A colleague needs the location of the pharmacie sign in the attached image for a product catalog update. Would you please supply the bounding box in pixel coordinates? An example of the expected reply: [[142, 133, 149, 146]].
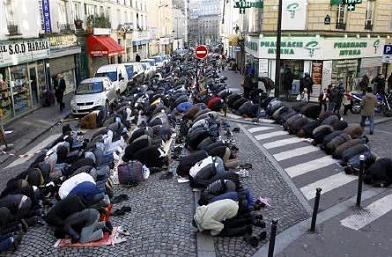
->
[[245, 37, 258, 57], [258, 36, 385, 60], [0, 39, 50, 67]]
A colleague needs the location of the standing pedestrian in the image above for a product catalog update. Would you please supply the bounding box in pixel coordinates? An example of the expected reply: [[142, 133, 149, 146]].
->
[[342, 92, 352, 115], [135, 53, 141, 62], [358, 74, 369, 94], [242, 74, 252, 99], [282, 66, 293, 100], [300, 73, 313, 102], [330, 82, 344, 114], [318, 88, 328, 112], [371, 73, 385, 95], [55, 74, 66, 111], [360, 87, 378, 135], [387, 72, 392, 92]]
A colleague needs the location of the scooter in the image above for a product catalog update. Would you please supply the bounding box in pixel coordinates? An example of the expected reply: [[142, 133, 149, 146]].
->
[[351, 91, 392, 117]]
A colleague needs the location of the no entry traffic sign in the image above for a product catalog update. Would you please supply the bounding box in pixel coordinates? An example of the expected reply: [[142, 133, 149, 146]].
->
[[195, 45, 208, 59]]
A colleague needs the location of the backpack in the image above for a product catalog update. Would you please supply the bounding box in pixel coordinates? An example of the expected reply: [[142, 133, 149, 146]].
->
[[117, 161, 145, 185]]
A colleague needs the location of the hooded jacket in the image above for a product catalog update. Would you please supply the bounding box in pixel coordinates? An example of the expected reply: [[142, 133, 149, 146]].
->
[[194, 199, 239, 236]]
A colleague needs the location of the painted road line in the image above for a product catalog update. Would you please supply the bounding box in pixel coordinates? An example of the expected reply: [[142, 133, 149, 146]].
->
[[5, 133, 61, 169], [285, 156, 337, 178], [263, 137, 306, 149], [255, 131, 289, 141], [273, 145, 320, 162], [301, 173, 357, 200], [340, 194, 392, 230], [248, 126, 275, 133]]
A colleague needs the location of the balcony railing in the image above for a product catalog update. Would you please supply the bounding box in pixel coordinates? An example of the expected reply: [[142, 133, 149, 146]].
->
[[336, 22, 346, 30], [7, 24, 20, 36], [364, 20, 373, 31]]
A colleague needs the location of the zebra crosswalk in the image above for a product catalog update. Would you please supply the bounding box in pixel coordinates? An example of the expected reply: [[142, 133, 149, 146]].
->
[[245, 122, 392, 232], [244, 123, 361, 206]]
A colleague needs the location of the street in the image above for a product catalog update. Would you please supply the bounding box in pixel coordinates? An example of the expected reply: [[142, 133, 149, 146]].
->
[[0, 67, 392, 257]]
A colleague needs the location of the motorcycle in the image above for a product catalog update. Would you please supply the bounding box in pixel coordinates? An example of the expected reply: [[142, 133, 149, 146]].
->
[[351, 91, 392, 117]]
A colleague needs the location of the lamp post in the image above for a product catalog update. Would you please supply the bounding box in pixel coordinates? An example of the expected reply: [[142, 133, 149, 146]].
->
[[274, 0, 283, 98]]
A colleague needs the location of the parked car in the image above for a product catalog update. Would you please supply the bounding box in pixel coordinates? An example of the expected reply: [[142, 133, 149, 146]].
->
[[140, 61, 156, 80], [123, 62, 145, 87], [141, 59, 157, 72], [95, 64, 128, 94], [70, 77, 116, 115], [150, 56, 164, 68]]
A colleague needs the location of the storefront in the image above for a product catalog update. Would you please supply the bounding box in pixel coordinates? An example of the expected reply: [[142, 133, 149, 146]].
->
[[133, 40, 150, 60], [48, 34, 81, 95], [0, 38, 50, 123], [245, 36, 259, 74], [254, 36, 386, 96], [86, 30, 125, 75], [159, 38, 170, 55]]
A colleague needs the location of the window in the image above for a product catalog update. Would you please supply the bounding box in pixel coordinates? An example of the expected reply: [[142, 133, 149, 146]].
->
[[336, 3, 347, 30], [57, 1, 67, 26], [4, 0, 17, 25], [365, 0, 375, 30], [73, 2, 81, 20]]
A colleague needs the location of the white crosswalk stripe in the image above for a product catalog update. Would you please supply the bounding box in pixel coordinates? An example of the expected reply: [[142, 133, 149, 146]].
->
[[301, 173, 357, 200], [340, 194, 392, 230], [255, 131, 288, 140], [273, 145, 320, 161], [263, 137, 306, 149], [246, 125, 367, 207], [248, 126, 275, 133], [285, 156, 337, 178]]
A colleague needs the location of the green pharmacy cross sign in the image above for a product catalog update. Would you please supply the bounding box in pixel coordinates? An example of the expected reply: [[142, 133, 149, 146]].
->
[[234, 0, 264, 14], [330, 0, 362, 11]]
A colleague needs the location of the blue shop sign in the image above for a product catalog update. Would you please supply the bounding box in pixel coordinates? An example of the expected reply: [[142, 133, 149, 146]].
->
[[42, 0, 52, 33]]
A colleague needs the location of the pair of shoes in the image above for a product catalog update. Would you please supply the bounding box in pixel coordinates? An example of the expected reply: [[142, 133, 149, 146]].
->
[[112, 206, 132, 216], [370, 132, 374, 135], [111, 194, 129, 204]]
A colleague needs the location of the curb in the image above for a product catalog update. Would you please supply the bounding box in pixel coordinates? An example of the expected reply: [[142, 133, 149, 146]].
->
[[238, 123, 313, 215], [0, 112, 71, 165]]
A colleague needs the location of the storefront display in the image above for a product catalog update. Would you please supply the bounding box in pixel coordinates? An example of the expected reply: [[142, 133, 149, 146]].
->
[[332, 59, 358, 92], [0, 68, 12, 122], [9, 65, 31, 116], [0, 38, 50, 122], [311, 61, 323, 96]]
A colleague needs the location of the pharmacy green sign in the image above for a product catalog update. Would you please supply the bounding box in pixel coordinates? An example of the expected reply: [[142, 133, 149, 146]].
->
[[234, 0, 264, 14]]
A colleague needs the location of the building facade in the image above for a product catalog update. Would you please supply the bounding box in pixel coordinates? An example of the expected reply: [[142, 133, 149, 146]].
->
[[223, 0, 392, 97], [0, 0, 185, 124], [188, 0, 222, 46]]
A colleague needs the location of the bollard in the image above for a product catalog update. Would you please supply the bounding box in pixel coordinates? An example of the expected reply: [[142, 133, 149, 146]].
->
[[356, 154, 365, 208], [267, 219, 279, 257], [310, 188, 322, 232]]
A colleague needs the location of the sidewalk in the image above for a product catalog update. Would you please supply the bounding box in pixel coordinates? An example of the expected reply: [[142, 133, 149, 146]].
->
[[0, 94, 72, 164]]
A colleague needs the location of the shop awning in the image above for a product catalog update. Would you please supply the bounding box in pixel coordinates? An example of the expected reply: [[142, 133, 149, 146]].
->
[[228, 35, 239, 46], [87, 35, 124, 57]]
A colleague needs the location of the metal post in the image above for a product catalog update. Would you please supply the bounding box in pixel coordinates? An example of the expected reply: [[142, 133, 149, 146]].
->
[[268, 219, 279, 257], [310, 188, 322, 232], [274, 0, 283, 98], [356, 155, 365, 207]]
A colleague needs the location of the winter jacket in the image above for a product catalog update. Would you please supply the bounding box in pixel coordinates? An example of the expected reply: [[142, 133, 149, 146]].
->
[[364, 158, 392, 187], [312, 125, 334, 144], [177, 150, 209, 177], [344, 124, 364, 139], [333, 138, 364, 159], [45, 195, 86, 227], [194, 199, 239, 236], [68, 182, 104, 206], [300, 104, 321, 120], [325, 133, 351, 155], [342, 144, 369, 163], [321, 115, 340, 127], [321, 131, 344, 150], [361, 93, 378, 117], [297, 120, 320, 138], [59, 172, 96, 200]]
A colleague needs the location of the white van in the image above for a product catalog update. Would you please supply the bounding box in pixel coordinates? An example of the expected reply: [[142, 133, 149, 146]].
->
[[70, 77, 117, 115], [95, 64, 128, 94]]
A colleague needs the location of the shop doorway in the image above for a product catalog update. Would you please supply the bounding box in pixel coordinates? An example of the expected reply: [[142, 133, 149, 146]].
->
[[29, 67, 39, 106]]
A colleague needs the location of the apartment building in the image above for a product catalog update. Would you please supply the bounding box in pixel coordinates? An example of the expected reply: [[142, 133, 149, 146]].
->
[[223, 0, 392, 96]]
